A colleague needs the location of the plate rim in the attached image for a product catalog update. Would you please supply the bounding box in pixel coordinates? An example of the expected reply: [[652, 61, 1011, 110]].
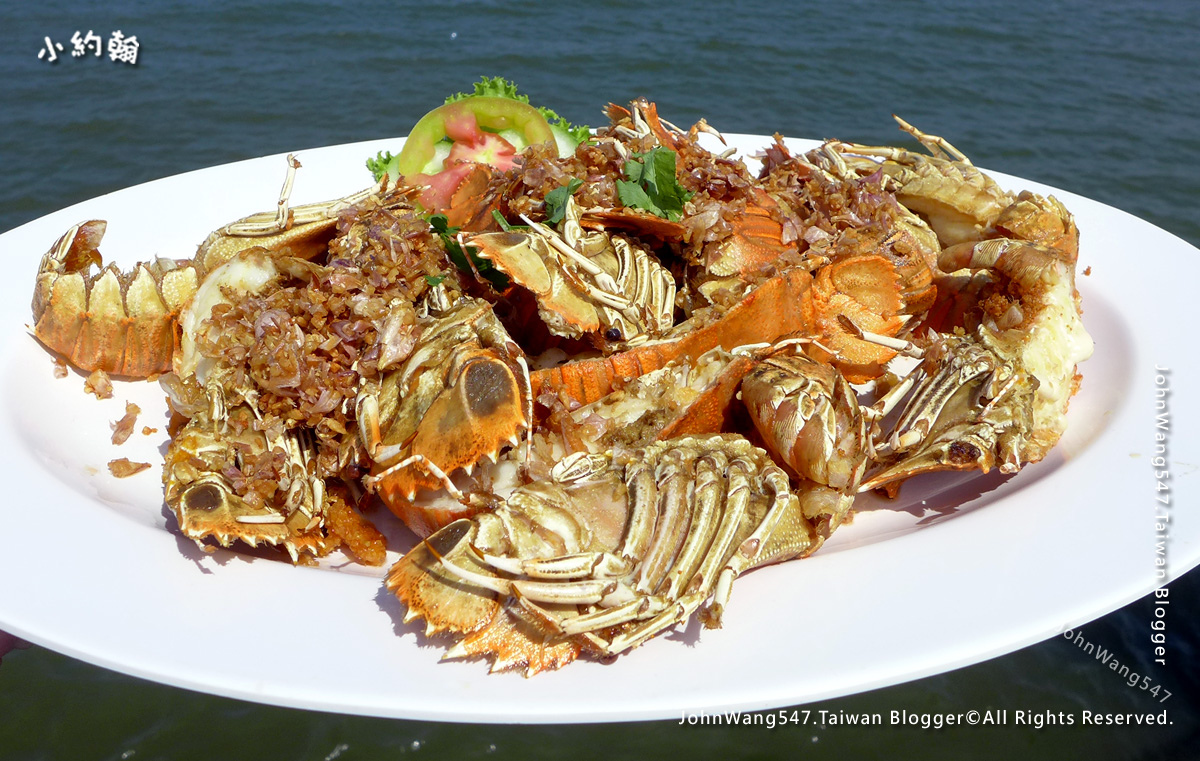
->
[[1, 132, 1196, 723]]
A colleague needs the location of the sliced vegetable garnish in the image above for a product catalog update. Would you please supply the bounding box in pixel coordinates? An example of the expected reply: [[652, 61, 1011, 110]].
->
[[446, 77, 591, 155], [615, 147, 693, 221], [366, 78, 591, 194], [394, 97, 556, 180], [366, 79, 592, 229]]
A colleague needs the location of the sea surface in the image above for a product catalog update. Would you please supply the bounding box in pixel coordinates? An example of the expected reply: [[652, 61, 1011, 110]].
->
[[1, 1, 1198, 759]]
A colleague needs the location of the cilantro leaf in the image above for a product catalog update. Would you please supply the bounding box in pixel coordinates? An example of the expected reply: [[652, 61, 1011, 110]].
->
[[617, 147, 693, 221], [428, 213, 509, 291], [616, 180, 662, 218], [544, 178, 584, 224], [624, 156, 645, 184]]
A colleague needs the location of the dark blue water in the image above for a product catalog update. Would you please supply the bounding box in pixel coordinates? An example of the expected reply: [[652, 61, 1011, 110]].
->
[[2, 2, 1198, 759]]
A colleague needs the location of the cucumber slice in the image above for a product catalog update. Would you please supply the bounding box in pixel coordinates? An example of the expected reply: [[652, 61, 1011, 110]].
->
[[551, 124, 585, 158], [496, 128, 528, 151], [421, 141, 453, 175]]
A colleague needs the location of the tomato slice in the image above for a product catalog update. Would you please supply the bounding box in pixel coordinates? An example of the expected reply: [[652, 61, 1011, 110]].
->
[[395, 96, 556, 178]]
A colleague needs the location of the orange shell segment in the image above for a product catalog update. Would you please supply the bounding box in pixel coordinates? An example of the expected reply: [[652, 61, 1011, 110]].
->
[[373, 352, 526, 502], [811, 255, 904, 383]]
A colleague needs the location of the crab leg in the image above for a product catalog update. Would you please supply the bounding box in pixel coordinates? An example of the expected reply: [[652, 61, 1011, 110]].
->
[[892, 115, 972, 164], [474, 550, 633, 581], [880, 351, 997, 454], [430, 544, 632, 605], [864, 361, 924, 438], [703, 468, 800, 626], [617, 460, 661, 566], [364, 454, 466, 501], [632, 452, 695, 593], [600, 597, 698, 655], [684, 459, 754, 595], [660, 451, 728, 599], [554, 596, 672, 636]]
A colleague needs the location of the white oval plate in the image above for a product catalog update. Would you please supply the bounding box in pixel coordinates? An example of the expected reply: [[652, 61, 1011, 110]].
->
[[0, 135, 1195, 723]]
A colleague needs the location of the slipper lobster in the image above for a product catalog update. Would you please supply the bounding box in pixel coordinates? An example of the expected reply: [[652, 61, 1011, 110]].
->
[[26, 90, 1093, 676], [388, 434, 826, 675]]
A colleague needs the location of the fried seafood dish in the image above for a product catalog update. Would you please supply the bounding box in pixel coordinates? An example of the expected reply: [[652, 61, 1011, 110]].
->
[[30, 79, 1093, 675]]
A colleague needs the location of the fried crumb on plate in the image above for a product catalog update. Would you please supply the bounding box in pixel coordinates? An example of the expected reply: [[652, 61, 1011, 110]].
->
[[111, 402, 141, 445], [84, 369, 113, 399], [108, 458, 151, 478]]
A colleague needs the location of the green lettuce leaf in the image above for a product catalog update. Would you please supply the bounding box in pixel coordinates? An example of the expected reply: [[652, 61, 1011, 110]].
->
[[366, 150, 399, 182]]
